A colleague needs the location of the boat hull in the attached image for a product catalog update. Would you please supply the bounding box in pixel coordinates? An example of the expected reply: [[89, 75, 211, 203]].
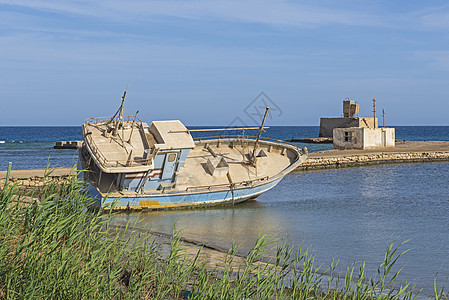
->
[[80, 171, 282, 210]]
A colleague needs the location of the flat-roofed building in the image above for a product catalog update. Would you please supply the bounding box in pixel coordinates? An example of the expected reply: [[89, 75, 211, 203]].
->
[[333, 127, 395, 150]]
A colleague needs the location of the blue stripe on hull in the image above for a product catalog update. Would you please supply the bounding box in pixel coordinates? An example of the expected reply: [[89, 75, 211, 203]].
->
[[84, 177, 282, 210]]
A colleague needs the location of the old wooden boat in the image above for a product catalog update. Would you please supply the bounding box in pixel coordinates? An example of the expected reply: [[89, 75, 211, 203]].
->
[[78, 92, 307, 210]]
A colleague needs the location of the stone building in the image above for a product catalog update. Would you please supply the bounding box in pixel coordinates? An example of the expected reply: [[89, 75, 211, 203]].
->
[[319, 99, 395, 150], [333, 127, 395, 150], [319, 100, 377, 137]]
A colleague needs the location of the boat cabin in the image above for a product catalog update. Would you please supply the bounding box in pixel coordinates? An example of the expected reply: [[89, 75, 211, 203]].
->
[[81, 118, 195, 194]]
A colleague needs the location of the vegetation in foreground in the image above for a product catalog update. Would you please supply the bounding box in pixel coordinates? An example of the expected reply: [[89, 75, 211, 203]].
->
[[0, 166, 447, 299]]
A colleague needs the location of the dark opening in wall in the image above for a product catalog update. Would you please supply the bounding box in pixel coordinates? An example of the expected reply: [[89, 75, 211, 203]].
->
[[344, 131, 352, 142]]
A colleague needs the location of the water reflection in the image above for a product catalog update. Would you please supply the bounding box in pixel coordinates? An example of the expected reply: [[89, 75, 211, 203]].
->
[[110, 200, 282, 255]]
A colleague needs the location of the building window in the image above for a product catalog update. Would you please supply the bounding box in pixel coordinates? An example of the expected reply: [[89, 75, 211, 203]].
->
[[344, 131, 352, 142]]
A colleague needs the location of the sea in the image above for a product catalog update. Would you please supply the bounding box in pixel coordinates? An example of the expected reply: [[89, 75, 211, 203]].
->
[[1, 125, 449, 296]]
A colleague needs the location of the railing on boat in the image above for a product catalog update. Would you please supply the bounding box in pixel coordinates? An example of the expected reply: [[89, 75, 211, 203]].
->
[[193, 134, 301, 149], [192, 135, 307, 186], [82, 117, 153, 169], [184, 176, 269, 192], [85, 115, 143, 124]]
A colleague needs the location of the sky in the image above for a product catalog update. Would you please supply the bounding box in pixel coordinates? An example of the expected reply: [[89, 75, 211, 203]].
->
[[1, 0, 449, 126]]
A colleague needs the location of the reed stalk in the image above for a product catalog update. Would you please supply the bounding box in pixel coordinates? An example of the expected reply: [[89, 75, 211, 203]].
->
[[0, 165, 447, 299]]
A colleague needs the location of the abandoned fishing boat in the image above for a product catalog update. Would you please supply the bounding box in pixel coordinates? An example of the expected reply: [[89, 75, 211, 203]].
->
[[78, 93, 308, 210]]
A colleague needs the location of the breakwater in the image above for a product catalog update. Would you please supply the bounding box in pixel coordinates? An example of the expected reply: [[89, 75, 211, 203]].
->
[[0, 168, 73, 188], [296, 151, 449, 171]]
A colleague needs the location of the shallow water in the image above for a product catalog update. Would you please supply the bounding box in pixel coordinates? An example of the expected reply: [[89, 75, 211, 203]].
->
[[111, 162, 449, 296]]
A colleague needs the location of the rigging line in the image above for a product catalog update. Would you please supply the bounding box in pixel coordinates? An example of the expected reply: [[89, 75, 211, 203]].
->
[[235, 142, 256, 180]]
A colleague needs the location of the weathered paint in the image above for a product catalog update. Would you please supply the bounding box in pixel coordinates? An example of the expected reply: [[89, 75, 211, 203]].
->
[[333, 127, 395, 150], [82, 174, 282, 210], [139, 200, 160, 206]]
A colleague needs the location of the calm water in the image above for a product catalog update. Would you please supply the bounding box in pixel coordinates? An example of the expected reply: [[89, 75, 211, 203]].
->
[[1, 125, 448, 170], [1, 125, 449, 295]]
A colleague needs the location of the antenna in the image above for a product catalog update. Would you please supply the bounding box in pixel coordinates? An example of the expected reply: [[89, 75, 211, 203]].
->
[[373, 98, 377, 128], [382, 108, 385, 128]]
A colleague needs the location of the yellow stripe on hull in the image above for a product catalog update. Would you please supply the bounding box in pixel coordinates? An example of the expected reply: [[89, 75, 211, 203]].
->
[[139, 200, 160, 206]]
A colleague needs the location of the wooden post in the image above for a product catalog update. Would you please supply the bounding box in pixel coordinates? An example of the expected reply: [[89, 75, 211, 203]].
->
[[112, 87, 128, 136], [251, 106, 270, 165], [227, 172, 235, 206], [127, 111, 139, 144], [125, 150, 133, 167]]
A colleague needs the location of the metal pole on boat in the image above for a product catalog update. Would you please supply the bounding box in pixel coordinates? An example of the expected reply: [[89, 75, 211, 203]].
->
[[112, 87, 128, 136], [250, 106, 270, 165], [127, 111, 139, 144], [125, 150, 133, 167], [109, 88, 127, 124]]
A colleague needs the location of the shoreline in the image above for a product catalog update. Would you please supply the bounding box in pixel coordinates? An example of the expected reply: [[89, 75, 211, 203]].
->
[[2, 141, 449, 182]]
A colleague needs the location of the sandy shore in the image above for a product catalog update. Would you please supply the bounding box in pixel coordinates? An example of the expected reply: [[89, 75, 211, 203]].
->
[[0, 167, 74, 180]]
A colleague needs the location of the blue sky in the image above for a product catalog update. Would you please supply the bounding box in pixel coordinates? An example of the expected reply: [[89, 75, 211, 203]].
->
[[1, 1, 449, 126]]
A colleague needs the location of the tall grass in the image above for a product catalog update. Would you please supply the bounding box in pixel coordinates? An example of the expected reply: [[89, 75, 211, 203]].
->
[[0, 166, 447, 299]]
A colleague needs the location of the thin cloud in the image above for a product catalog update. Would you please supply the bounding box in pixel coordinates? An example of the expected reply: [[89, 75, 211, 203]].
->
[[420, 12, 449, 29], [408, 4, 449, 29], [413, 51, 449, 71], [2, 0, 382, 27], [4, 0, 449, 31]]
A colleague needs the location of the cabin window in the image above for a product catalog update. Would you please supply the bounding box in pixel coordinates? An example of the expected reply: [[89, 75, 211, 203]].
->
[[344, 131, 352, 142], [168, 153, 177, 162]]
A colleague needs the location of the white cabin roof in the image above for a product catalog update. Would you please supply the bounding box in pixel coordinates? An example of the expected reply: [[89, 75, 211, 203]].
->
[[149, 120, 195, 150]]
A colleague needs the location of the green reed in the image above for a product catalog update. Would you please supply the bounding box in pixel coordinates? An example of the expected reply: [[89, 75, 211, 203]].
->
[[0, 166, 447, 299]]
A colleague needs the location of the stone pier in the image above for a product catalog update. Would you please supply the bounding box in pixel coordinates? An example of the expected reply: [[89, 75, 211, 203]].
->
[[2, 141, 449, 187], [296, 140, 449, 171], [0, 168, 75, 188]]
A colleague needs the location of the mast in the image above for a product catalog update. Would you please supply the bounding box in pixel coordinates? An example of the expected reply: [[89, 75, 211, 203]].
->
[[112, 88, 127, 136], [250, 106, 270, 166]]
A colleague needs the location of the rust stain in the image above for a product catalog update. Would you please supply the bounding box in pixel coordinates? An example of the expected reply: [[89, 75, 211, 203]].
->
[[139, 200, 160, 206]]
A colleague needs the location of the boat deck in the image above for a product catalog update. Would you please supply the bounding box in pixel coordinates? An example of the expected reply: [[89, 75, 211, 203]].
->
[[175, 141, 293, 190], [82, 120, 154, 173]]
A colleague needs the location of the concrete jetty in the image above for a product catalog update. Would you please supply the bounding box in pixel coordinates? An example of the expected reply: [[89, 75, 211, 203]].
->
[[2, 140, 449, 187], [296, 140, 449, 171], [285, 137, 333, 144], [54, 141, 83, 149]]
